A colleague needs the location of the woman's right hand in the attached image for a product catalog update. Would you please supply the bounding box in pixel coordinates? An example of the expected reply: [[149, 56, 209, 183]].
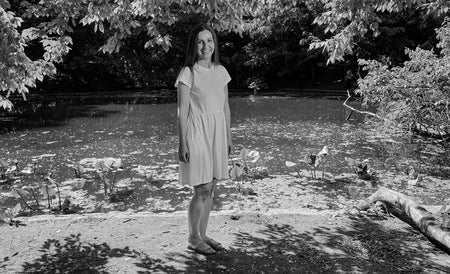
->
[[179, 143, 190, 163]]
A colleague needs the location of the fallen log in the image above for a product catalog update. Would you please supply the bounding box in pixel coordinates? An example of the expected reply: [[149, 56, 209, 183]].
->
[[361, 187, 450, 253]]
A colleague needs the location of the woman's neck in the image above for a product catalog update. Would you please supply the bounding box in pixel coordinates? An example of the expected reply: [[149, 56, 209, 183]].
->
[[196, 59, 212, 69]]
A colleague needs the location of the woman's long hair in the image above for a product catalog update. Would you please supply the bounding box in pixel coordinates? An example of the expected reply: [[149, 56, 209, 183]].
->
[[183, 24, 220, 68]]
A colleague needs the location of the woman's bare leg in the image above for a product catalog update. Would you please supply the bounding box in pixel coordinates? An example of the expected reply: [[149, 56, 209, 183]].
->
[[199, 179, 217, 241], [188, 182, 212, 245]]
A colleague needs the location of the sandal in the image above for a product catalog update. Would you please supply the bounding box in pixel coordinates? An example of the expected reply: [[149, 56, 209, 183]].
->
[[205, 238, 225, 251], [187, 242, 216, 255]]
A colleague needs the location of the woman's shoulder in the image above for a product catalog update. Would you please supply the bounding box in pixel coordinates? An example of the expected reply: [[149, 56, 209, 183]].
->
[[214, 64, 228, 72], [178, 66, 193, 77], [180, 66, 193, 73], [214, 63, 225, 69]]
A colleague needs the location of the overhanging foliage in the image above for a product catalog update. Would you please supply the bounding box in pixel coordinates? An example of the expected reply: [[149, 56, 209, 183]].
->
[[0, 0, 261, 108]]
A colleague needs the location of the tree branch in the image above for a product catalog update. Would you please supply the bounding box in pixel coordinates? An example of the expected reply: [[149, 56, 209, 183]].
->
[[343, 90, 383, 120]]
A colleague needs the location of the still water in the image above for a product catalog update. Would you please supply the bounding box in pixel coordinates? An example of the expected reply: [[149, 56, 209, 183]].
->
[[0, 97, 448, 213]]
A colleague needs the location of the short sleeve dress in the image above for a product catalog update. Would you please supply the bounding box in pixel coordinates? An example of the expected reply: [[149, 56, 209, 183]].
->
[[175, 63, 232, 186]]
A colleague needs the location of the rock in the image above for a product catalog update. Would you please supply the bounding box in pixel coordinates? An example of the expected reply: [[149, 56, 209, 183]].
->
[[357, 200, 370, 210], [230, 215, 240, 220]]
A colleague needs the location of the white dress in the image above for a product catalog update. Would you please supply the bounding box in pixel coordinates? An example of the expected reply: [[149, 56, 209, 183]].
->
[[175, 63, 231, 186]]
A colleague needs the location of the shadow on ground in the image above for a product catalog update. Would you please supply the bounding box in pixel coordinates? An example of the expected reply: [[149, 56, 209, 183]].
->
[[20, 233, 178, 273], [168, 217, 449, 273], [19, 215, 449, 273]]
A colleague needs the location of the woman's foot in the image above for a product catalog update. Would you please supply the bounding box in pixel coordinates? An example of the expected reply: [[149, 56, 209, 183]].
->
[[204, 237, 225, 251], [187, 241, 216, 255]]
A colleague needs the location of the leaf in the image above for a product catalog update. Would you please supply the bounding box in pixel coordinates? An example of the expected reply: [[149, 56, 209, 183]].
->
[[9, 203, 21, 217], [0, 210, 6, 222], [103, 158, 121, 169], [98, 22, 104, 33], [309, 155, 317, 166], [101, 162, 111, 171], [0, 159, 8, 167], [11, 188, 29, 198], [285, 161, 297, 167], [40, 184, 56, 198], [96, 170, 105, 179], [144, 39, 155, 49], [301, 154, 310, 164], [0, 98, 13, 111], [5, 166, 16, 174], [96, 161, 110, 172], [95, 161, 102, 170], [437, 201, 450, 216], [20, 166, 33, 174], [344, 157, 358, 167], [230, 163, 243, 179], [75, 163, 85, 173], [44, 176, 55, 184], [145, 172, 153, 181], [239, 148, 249, 161], [110, 159, 122, 169], [136, 165, 146, 177], [317, 146, 329, 156], [21, 27, 39, 40], [314, 155, 322, 168], [247, 150, 260, 163], [356, 164, 368, 175], [48, 167, 57, 178]]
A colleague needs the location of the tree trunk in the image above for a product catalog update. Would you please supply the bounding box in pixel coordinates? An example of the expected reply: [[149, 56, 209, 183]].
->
[[364, 187, 450, 253]]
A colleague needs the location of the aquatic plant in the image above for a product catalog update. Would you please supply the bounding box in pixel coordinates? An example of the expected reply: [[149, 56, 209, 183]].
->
[[0, 157, 68, 213], [344, 157, 373, 180], [11, 187, 33, 210], [133, 165, 154, 183], [24, 184, 41, 208], [285, 146, 329, 179], [247, 76, 268, 95], [0, 159, 9, 180], [40, 181, 56, 209], [229, 148, 264, 182], [72, 162, 85, 178], [43, 177, 63, 211], [0, 203, 21, 225], [95, 158, 123, 196], [229, 148, 266, 196]]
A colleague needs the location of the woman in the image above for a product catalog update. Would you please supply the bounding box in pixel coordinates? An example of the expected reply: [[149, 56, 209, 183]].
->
[[175, 23, 233, 255]]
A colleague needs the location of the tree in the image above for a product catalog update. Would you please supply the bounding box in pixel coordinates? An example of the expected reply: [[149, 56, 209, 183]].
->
[[311, 0, 450, 138], [0, 0, 261, 109], [241, 0, 318, 89], [310, 0, 449, 64]]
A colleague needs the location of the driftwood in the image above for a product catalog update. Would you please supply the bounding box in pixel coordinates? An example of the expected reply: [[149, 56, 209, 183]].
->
[[361, 187, 450, 253]]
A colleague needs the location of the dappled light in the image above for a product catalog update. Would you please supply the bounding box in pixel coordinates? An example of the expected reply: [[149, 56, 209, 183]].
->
[[163, 217, 449, 273], [21, 233, 177, 273], [1, 0, 450, 272], [0, 98, 449, 218]]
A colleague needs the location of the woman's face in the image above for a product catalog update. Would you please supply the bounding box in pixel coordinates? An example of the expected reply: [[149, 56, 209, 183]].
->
[[196, 30, 214, 62]]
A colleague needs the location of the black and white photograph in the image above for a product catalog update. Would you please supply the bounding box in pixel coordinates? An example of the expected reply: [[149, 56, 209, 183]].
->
[[1, 0, 449, 273]]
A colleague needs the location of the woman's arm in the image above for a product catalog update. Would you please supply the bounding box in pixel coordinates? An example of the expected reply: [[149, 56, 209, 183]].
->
[[178, 83, 191, 162], [223, 84, 233, 155]]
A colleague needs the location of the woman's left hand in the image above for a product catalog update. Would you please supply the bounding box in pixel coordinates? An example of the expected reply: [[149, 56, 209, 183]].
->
[[227, 140, 233, 156]]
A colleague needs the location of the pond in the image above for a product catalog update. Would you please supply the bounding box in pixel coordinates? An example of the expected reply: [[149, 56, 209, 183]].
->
[[0, 97, 449, 215]]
